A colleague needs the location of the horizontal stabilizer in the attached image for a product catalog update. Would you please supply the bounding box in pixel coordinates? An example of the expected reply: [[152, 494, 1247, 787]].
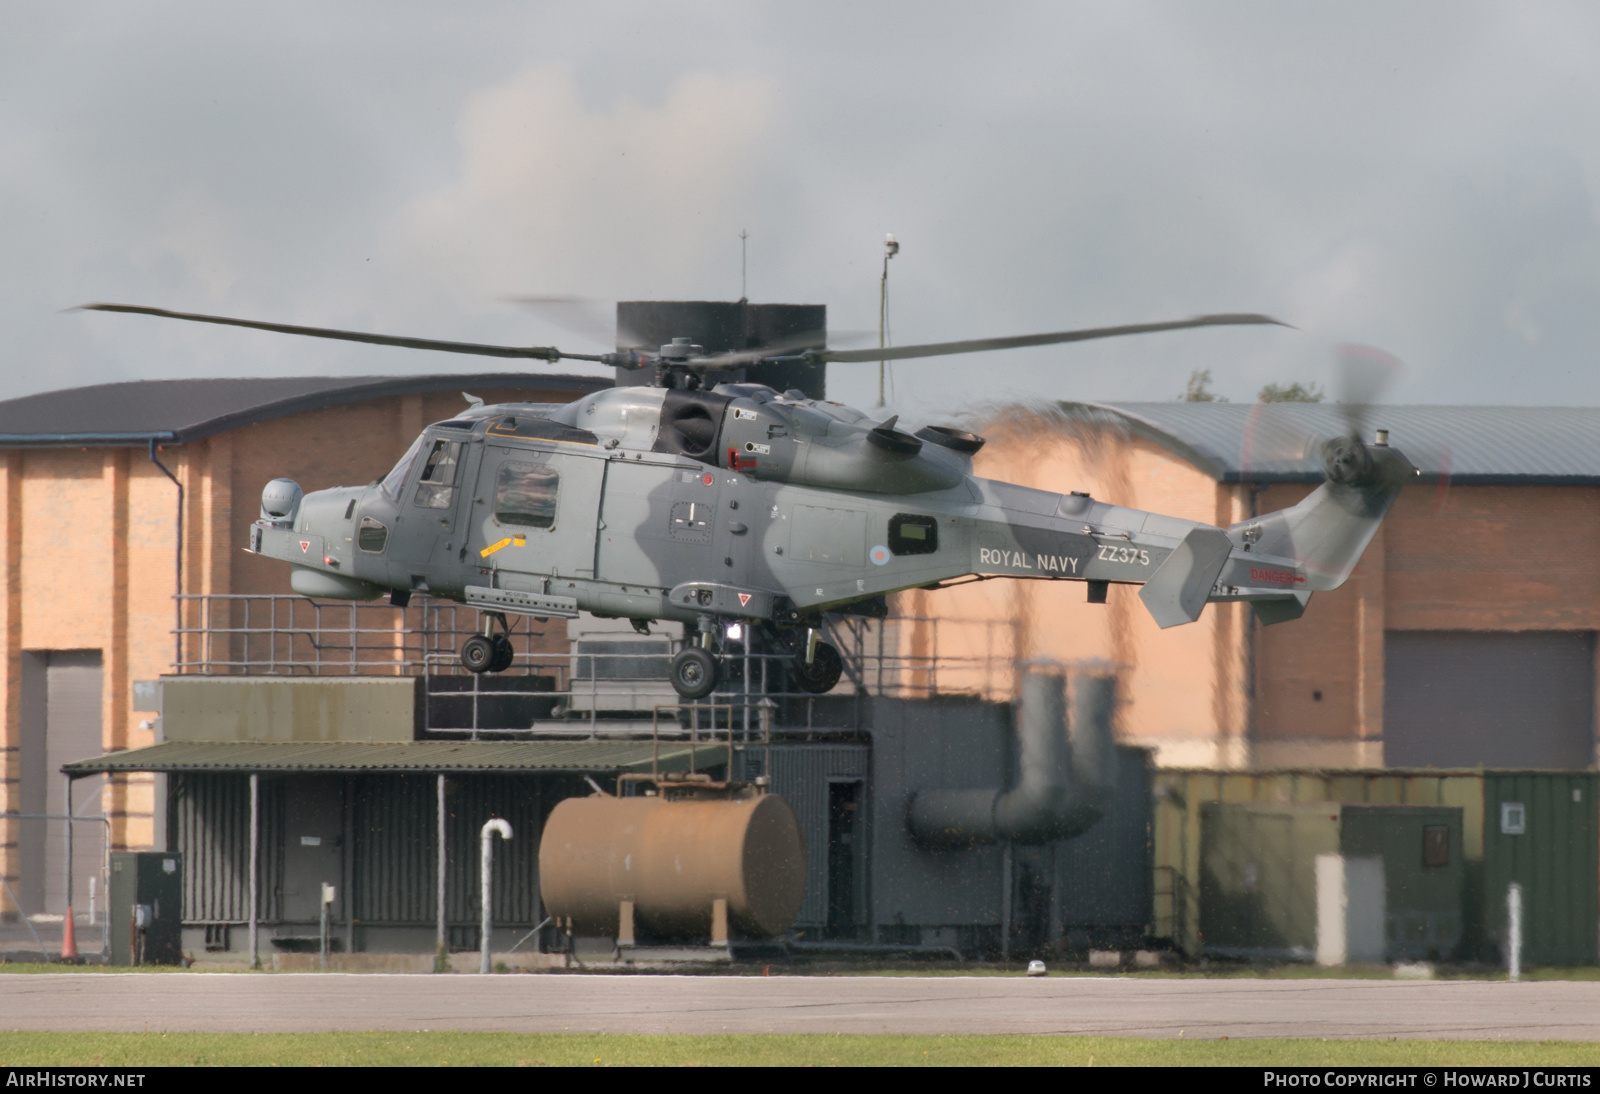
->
[[1138, 526, 1233, 628], [1251, 592, 1311, 626]]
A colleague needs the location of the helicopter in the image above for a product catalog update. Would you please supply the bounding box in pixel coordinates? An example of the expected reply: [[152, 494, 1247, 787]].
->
[[81, 300, 1416, 700]]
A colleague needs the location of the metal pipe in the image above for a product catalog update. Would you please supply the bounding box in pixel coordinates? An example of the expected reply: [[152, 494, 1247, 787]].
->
[[148, 439, 183, 670], [479, 818, 512, 974], [1508, 882, 1523, 982], [1000, 841, 1012, 963], [62, 774, 73, 915], [907, 667, 1116, 848], [248, 773, 259, 969], [436, 774, 447, 962], [341, 778, 354, 957]]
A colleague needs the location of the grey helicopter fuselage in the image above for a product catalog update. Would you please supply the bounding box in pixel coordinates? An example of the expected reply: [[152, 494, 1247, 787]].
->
[[249, 380, 1416, 636]]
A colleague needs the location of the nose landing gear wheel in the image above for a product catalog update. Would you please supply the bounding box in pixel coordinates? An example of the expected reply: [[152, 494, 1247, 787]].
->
[[460, 634, 495, 673], [488, 634, 515, 673], [669, 647, 720, 700], [793, 641, 843, 694]]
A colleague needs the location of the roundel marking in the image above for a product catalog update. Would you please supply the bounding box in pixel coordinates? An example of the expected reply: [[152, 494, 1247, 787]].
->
[[869, 545, 891, 566]]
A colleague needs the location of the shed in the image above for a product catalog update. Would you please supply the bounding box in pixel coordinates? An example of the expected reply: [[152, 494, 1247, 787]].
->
[[63, 739, 710, 957]]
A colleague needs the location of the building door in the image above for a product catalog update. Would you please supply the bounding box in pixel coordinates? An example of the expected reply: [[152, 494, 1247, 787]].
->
[[18, 650, 104, 916], [1385, 631, 1595, 769], [280, 777, 345, 927], [826, 780, 862, 939]]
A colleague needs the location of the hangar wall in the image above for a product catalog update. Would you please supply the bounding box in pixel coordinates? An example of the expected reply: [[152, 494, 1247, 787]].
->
[[0, 381, 592, 915], [919, 408, 1255, 768]]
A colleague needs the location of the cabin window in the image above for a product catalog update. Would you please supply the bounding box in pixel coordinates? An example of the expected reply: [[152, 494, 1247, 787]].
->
[[357, 516, 389, 553], [380, 435, 426, 499], [414, 440, 462, 509], [888, 513, 939, 556], [495, 462, 560, 529]]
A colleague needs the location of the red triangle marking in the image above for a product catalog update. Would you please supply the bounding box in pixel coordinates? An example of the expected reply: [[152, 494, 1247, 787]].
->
[[300, 541, 311, 552], [738, 592, 752, 606]]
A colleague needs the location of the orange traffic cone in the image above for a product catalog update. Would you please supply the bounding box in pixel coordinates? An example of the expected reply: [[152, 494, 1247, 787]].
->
[[60, 907, 78, 961]]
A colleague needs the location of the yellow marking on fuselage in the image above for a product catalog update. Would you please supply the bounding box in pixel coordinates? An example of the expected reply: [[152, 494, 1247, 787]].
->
[[479, 535, 528, 558]]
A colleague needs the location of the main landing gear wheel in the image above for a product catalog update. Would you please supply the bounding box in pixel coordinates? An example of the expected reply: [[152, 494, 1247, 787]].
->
[[793, 641, 843, 694], [460, 634, 496, 674], [669, 647, 720, 701], [488, 634, 515, 673]]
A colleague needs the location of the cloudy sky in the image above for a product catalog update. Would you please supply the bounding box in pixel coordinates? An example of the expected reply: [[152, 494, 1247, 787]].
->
[[5, 1, 1600, 420]]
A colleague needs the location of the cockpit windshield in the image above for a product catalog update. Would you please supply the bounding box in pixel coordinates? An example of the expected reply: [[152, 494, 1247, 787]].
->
[[379, 435, 426, 499]]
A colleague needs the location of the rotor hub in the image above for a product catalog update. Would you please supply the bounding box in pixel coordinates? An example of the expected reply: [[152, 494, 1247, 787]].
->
[[658, 337, 706, 361]]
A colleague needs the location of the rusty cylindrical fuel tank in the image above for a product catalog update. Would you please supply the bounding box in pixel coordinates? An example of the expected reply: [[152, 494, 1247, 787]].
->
[[539, 790, 807, 939]]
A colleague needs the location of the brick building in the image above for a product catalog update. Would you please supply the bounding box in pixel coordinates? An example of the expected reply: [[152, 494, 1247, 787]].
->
[[4, 372, 1597, 933], [920, 401, 1600, 772], [0, 372, 605, 916]]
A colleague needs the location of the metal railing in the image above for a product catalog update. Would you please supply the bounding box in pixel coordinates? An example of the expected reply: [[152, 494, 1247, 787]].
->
[[174, 594, 512, 676], [171, 594, 1023, 733]]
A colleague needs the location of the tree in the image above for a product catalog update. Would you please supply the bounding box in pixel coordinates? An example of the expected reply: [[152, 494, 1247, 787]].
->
[[1180, 368, 1227, 402], [1256, 381, 1325, 403]]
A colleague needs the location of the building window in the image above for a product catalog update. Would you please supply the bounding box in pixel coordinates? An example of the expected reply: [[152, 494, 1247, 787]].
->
[[414, 440, 462, 510], [357, 516, 389, 553], [888, 513, 939, 556], [1500, 801, 1526, 835], [1423, 825, 1450, 867], [495, 463, 559, 529]]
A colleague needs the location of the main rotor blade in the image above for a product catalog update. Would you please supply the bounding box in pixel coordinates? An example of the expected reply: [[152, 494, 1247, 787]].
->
[[692, 328, 832, 369], [503, 295, 627, 347], [818, 313, 1290, 364], [77, 303, 604, 362]]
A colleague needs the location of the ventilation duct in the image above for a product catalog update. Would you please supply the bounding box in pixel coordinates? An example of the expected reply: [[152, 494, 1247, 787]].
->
[[907, 666, 1115, 848]]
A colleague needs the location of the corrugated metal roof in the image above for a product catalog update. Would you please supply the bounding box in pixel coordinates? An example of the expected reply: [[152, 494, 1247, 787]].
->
[[1066, 402, 1600, 484], [62, 739, 710, 775], [0, 373, 608, 447]]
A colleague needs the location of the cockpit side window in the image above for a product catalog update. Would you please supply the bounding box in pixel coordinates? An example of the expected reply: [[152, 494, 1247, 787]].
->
[[414, 440, 462, 509], [494, 462, 560, 529], [380, 435, 427, 500]]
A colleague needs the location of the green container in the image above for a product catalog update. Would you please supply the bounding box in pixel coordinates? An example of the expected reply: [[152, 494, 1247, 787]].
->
[[1481, 773, 1599, 967], [1155, 769, 1599, 966], [1198, 802, 1464, 961], [109, 851, 184, 966]]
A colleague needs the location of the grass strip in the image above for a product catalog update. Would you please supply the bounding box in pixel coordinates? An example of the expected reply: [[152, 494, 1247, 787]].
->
[[2, 1032, 1599, 1067]]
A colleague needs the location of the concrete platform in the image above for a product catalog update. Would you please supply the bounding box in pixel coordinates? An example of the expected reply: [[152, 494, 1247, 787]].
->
[[0, 973, 1597, 1039]]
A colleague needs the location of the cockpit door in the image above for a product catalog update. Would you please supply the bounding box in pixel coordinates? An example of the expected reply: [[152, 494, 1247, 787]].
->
[[361, 434, 478, 592]]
